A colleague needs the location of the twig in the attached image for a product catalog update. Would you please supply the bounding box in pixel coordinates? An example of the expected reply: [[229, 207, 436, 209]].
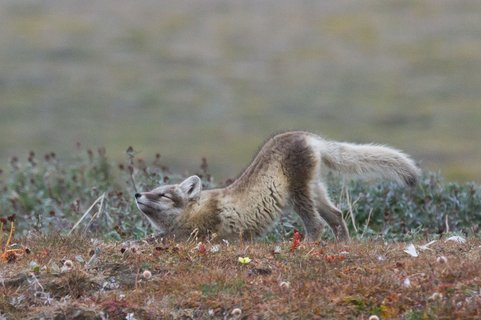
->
[[361, 208, 373, 238], [187, 228, 199, 244], [135, 266, 140, 291], [0, 222, 3, 251], [304, 247, 316, 258], [343, 181, 358, 233], [134, 254, 141, 291], [126, 146, 138, 193], [445, 214, 450, 233], [27, 272, 44, 292], [4, 222, 14, 254], [68, 193, 104, 235], [83, 193, 106, 234]]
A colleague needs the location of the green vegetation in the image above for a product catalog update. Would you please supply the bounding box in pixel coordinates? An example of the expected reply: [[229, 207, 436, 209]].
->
[[1, 147, 479, 241]]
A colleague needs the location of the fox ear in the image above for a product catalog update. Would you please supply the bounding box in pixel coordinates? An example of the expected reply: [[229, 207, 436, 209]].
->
[[178, 175, 202, 201]]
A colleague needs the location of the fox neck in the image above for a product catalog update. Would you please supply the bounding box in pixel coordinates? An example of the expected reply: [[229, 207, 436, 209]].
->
[[168, 189, 225, 240]]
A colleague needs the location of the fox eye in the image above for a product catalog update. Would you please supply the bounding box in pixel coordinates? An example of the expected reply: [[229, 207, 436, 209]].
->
[[159, 193, 173, 200]]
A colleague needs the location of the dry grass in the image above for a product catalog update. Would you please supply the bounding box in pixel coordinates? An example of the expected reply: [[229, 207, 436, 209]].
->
[[1, 234, 480, 319]]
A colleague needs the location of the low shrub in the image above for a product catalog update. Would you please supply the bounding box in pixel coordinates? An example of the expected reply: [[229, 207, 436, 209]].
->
[[1, 147, 479, 241]]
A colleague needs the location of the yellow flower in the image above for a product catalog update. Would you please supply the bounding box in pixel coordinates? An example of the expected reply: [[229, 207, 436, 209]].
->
[[238, 257, 251, 264]]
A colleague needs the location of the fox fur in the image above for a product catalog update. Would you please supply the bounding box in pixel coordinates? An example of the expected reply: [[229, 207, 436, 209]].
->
[[135, 131, 420, 241]]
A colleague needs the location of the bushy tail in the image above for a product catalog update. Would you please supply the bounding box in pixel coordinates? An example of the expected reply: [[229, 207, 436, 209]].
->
[[321, 141, 421, 186]]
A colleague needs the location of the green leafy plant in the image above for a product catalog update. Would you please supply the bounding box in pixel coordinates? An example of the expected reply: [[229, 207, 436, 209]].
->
[[1, 147, 480, 241]]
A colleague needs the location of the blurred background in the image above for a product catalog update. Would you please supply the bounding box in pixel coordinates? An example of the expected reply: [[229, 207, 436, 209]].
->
[[1, 0, 480, 182]]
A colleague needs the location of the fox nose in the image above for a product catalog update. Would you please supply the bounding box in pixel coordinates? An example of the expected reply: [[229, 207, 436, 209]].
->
[[135, 193, 141, 199]]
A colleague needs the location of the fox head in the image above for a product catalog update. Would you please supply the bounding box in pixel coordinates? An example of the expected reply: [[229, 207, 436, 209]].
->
[[134, 175, 202, 233]]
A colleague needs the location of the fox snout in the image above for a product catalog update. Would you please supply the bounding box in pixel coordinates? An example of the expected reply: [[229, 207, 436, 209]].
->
[[135, 192, 157, 201]]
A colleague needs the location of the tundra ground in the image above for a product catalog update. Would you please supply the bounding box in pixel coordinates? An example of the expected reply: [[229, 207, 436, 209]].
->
[[1, 235, 480, 319]]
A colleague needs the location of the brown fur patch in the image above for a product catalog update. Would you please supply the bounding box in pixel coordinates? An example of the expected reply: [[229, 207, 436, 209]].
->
[[172, 192, 223, 240], [276, 133, 317, 192]]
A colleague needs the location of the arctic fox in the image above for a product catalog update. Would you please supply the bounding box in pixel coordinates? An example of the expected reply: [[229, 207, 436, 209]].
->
[[135, 131, 420, 241]]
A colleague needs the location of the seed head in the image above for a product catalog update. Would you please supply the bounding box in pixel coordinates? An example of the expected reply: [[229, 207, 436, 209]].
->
[[231, 308, 242, 317], [142, 270, 152, 280]]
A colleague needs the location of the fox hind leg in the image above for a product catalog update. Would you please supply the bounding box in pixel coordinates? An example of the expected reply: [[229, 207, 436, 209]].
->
[[312, 182, 350, 241], [290, 190, 324, 242]]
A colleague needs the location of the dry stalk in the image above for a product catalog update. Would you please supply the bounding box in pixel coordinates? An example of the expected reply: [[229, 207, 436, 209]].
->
[[68, 193, 105, 235]]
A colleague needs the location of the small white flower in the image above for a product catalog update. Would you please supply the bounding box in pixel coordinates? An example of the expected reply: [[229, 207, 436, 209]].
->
[[222, 239, 230, 246], [404, 243, 418, 257]]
